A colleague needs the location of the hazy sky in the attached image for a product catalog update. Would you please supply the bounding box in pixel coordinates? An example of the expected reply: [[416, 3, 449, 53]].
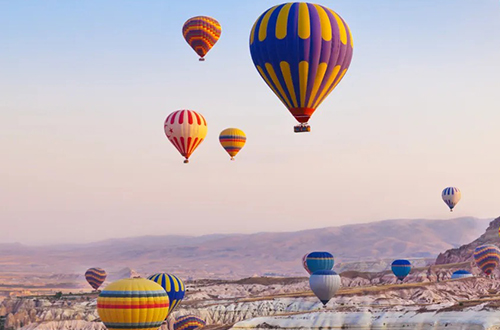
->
[[2, 0, 500, 245]]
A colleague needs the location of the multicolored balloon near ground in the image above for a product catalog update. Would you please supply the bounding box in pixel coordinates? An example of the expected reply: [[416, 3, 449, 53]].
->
[[391, 259, 411, 281], [442, 187, 461, 212], [303, 252, 334, 275], [219, 128, 246, 160], [164, 109, 208, 164], [309, 270, 341, 306], [451, 270, 473, 280], [97, 278, 169, 330], [474, 244, 500, 276], [147, 273, 186, 318], [182, 16, 221, 61], [173, 315, 206, 330], [85, 267, 107, 290], [249, 2, 353, 132]]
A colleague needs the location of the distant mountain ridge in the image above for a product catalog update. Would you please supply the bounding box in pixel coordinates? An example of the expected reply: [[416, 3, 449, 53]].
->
[[0, 217, 491, 279]]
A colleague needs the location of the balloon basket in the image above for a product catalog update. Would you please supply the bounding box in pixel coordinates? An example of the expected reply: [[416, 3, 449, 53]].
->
[[199, 58, 205, 61], [294, 124, 310, 133], [184, 159, 189, 164]]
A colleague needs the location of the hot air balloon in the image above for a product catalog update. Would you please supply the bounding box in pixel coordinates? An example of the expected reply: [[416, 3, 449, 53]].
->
[[309, 270, 341, 306], [219, 128, 246, 160], [174, 315, 206, 330], [85, 267, 107, 291], [164, 110, 208, 164], [451, 270, 473, 280], [302, 254, 311, 274], [148, 273, 185, 318], [97, 278, 169, 330], [442, 187, 461, 212], [249, 2, 353, 133], [391, 259, 411, 281], [182, 16, 221, 61], [474, 244, 500, 276], [303, 252, 334, 274]]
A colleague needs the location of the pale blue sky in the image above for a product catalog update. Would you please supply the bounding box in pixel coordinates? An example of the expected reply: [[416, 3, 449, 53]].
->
[[1, 0, 500, 244]]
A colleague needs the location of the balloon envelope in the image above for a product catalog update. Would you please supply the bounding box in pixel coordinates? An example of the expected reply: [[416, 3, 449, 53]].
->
[[304, 252, 334, 274], [391, 259, 411, 281], [182, 16, 221, 60], [309, 270, 341, 306], [148, 273, 185, 318], [442, 187, 461, 211], [451, 270, 473, 280], [249, 2, 353, 128], [97, 278, 169, 330], [174, 315, 206, 330], [85, 267, 107, 290], [474, 244, 500, 275], [164, 110, 208, 163], [219, 128, 246, 160], [302, 254, 311, 274]]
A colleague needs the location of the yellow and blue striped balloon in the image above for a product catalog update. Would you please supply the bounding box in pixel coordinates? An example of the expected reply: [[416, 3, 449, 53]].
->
[[250, 2, 353, 131], [148, 273, 185, 318], [97, 278, 169, 330], [219, 128, 246, 160]]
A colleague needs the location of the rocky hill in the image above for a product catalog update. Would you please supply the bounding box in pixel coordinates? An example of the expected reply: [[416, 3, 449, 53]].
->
[[435, 216, 500, 265]]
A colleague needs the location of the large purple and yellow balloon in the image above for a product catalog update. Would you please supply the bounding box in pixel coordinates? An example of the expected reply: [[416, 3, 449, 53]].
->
[[183, 16, 221, 61], [249, 2, 353, 132]]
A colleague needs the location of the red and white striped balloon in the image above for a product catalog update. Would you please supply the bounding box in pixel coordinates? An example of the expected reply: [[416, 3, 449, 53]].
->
[[164, 109, 208, 163]]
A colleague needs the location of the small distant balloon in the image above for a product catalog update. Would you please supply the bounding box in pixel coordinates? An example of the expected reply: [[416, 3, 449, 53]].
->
[[164, 109, 208, 164], [309, 270, 341, 306], [182, 16, 221, 61], [148, 273, 186, 318], [303, 252, 334, 275], [451, 270, 473, 280], [474, 244, 500, 276], [442, 187, 461, 212], [97, 278, 169, 330], [174, 315, 206, 330], [85, 267, 107, 290], [391, 259, 411, 281], [219, 128, 246, 160]]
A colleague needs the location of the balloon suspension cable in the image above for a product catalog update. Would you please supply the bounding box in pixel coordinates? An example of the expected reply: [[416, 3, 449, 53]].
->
[[184, 159, 189, 164], [199, 57, 205, 61]]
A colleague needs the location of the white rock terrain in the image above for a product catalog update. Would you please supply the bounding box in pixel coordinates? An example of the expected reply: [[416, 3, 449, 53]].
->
[[2, 276, 500, 330]]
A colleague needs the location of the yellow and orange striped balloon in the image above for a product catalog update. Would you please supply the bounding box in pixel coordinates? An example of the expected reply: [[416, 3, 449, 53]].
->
[[97, 278, 169, 330], [182, 16, 221, 61], [219, 128, 246, 160]]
